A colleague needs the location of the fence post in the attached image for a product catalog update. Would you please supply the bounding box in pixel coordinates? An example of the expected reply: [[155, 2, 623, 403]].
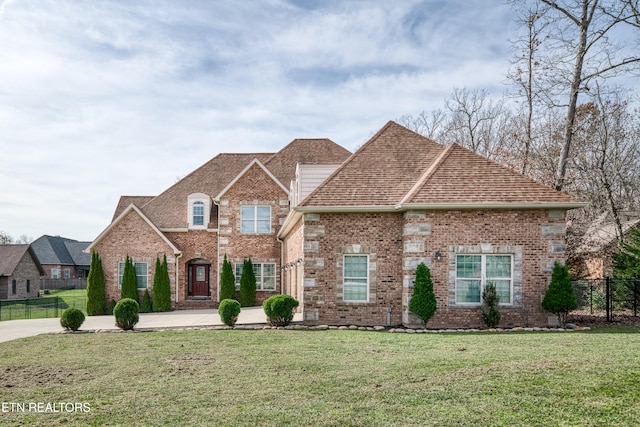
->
[[606, 277, 612, 322], [54, 296, 59, 318]]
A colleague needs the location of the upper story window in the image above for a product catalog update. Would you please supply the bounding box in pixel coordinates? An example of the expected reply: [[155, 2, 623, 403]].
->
[[188, 193, 210, 229], [193, 201, 204, 226], [455, 254, 513, 305], [241, 206, 271, 234]]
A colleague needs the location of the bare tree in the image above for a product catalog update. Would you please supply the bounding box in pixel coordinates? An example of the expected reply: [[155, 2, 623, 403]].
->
[[443, 87, 507, 158], [507, 5, 550, 175], [0, 231, 14, 245], [396, 109, 447, 141], [531, 0, 640, 191]]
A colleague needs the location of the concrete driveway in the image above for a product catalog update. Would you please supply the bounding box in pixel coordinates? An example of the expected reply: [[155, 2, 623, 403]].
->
[[0, 307, 302, 343]]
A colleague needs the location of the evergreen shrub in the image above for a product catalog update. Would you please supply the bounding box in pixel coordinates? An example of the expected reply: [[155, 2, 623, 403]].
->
[[263, 294, 299, 326], [114, 298, 139, 330], [218, 299, 241, 326], [60, 308, 85, 331]]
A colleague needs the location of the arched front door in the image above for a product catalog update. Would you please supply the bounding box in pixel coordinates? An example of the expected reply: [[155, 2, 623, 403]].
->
[[188, 261, 210, 297]]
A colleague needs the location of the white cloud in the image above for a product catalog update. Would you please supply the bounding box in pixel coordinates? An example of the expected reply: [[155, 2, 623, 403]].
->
[[0, 0, 526, 241]]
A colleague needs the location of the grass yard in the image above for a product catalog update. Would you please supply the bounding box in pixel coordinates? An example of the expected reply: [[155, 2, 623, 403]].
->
[[0, 290, 86, 321], [0, 327, 639, 426]]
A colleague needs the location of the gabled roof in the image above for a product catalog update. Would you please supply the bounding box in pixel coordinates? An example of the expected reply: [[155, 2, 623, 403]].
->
[[140, 153, 273, 229], [577, 214, 640, 254], [87, 204, 181, 255], [0, 245, 45, 277], [31, 235, 91, 266], [112, 196, 155, 221], [299, 121, 584, 210], [301, 121, 444, 207], [215, 159, 289, 200], [264, 138, 351, 187]]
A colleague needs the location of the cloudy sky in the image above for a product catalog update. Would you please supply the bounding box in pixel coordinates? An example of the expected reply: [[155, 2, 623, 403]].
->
[[0, 0, 520, 242]]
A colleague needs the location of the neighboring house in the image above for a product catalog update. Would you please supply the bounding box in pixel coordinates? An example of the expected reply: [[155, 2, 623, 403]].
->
[[87, 138, 351, 308], [570, 212, 640, 279], [88, 121, 584, 327], [31, 235, 91, 281], [278, 122, 585, 328], [0, 244, 45, 300]]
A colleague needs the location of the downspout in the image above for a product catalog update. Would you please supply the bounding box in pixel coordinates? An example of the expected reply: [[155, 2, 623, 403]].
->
[[277, 235, 285, 295], [175, 252, 182, 304], [214, 198, 221, 303]]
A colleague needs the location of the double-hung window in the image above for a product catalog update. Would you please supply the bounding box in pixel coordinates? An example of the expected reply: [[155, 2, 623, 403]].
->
[[192, 201, 205, 226], [455, 254, 512, 304], [235, 262, 276, 291], [343, 255, 368, 302], [241, 206, 271, 233], [51, 268, 60, 279], [118, 261, 149, 289]]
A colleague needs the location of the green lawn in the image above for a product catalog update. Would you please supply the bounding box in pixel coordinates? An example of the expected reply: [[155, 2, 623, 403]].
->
[[0, 289, 86, 321], [0, 327, 638, 426]]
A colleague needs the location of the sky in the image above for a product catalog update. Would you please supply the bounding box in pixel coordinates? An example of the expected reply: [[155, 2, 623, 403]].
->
[[0, 0, 521, 242]]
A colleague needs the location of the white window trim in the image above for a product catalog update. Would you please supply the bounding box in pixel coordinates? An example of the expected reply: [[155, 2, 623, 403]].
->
[[455, 254, 513, 306], [240, 205, 271, 234], [118, 261, 149, 290], [188, 193, 210, 230], [343, 254, 370, 303], [235, 262, 277, 291], [51, 268, 60, 279]]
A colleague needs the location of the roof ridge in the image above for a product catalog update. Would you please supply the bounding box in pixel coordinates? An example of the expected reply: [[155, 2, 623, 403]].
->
[[399, 144, 455, 204], [298, 122, 396, 207]]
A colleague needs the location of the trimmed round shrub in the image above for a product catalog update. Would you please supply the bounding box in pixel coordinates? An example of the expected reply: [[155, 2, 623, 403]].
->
[[60, 308, 85, 331], [263, 295, 299, 327], [114, 298, 140, 331], [218, 299, 241, 326]]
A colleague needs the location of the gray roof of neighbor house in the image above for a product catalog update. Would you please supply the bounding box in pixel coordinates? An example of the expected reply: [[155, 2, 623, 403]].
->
[[576, 213, 640, 254], [300, 121, 584, 209], [30, 235, 91, 267], [0, 244, 45, 276]]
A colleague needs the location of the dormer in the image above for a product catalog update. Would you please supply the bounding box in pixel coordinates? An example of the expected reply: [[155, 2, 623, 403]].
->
[[187, 193, 211, 229]]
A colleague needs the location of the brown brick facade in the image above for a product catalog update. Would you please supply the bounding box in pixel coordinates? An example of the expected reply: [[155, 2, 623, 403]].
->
[[0, 251, 41, 300], [295, 208, 567, 328]]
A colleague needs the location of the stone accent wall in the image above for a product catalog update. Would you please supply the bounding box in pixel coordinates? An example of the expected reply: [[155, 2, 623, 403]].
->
[[217, 163, 289, 304], [283, 217, 304, 307]]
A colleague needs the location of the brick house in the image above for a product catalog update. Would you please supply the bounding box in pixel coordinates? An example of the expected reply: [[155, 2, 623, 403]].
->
[[86, 139, 351, 308], [278, 122, 585, 328], [31, 235, 91, 282], [0, 244, 45, 300]]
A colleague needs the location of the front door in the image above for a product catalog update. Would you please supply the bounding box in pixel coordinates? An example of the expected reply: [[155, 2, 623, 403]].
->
[[190, 264, 210, 297]]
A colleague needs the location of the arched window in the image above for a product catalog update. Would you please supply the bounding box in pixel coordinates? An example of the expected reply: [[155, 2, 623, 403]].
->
[[188, 193, 210, 229]]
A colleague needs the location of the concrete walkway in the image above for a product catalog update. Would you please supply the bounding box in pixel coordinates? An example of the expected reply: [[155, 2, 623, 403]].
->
[[0, 307, 302, 343]]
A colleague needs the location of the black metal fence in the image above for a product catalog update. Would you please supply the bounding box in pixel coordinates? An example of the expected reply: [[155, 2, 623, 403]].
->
[[572, 278, 640, 322], [40, 279, 87, 291], [0, 295, 87, 321]]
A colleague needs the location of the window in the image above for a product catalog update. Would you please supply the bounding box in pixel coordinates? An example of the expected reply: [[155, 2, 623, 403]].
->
[[235, 262, 276, 291], [343, 255, 368, 302], [241, 206, 271, 233], [455, 255, 512, 304], [64, 269, 71, 279], [192, 201, 204, 226], [51, 268, 60, 279], [187, 193, 210, 229], [26, 280, 30, 293], [118, 262, 149, 289], [12, 280, 16, 294]]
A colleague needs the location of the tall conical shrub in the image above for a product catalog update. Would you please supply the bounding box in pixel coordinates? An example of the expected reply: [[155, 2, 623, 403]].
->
[[239, 258, 257, 307], [121, 256, 139, 303], [153, 255, 172, 312], [86, 251, 106, 315], [409, 262, 437, 327], [219, 254, 236, 302], [542, 262, 577, 328], [481, 282, 501, 328]]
